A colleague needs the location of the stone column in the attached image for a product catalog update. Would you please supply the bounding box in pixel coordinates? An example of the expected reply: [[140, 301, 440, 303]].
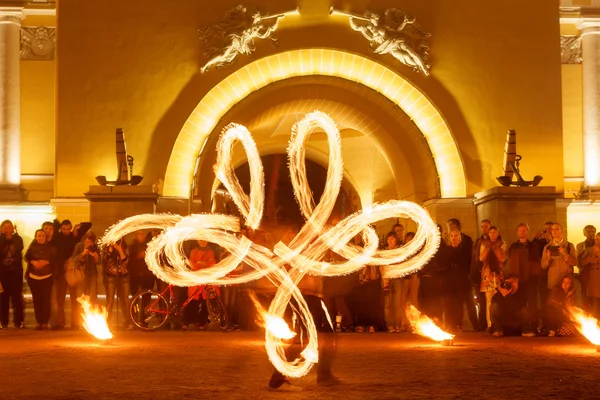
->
[[0, 7, 23, 193], [578, 17, 600, 189]]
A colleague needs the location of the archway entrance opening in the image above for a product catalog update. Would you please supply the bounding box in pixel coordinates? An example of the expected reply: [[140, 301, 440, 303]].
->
[[212, 154, 361, 243]]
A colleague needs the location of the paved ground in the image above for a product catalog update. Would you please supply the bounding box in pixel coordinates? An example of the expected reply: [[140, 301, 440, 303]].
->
[[1, 329, 599, 400]]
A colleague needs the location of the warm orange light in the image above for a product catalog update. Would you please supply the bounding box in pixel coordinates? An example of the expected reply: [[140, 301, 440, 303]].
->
[[265, 315, 297, 340], [405, 305, 454, 342], [77, 296, 113, 341], [164, 49, 466, 199], [248, 291, 296, 340], [569, 307, 600, 346]]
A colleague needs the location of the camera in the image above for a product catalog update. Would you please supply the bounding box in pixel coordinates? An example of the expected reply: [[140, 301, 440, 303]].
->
[[500, 280, 512, 290], [87, 244, 99, 253], [548, 245, 560, 257]]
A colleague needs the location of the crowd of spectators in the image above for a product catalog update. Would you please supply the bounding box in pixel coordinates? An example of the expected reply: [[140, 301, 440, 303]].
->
[[0, 216, 597, 339]]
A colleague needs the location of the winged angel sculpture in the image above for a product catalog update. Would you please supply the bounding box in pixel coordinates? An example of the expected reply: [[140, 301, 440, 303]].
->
[[198, 6, 294, 73], [335, 8, 431, 76]]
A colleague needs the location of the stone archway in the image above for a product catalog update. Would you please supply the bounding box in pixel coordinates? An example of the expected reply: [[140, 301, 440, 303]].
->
[[163, 49, 467, 200], [192, 77, 431, 211]]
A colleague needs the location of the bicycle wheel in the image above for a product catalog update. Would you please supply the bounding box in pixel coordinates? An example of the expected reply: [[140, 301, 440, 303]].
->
[[130, 290, 170, 331], [206, 295, 228, 330]]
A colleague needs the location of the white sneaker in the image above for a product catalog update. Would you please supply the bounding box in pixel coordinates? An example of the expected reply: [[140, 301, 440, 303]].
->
[[548, 330, 556, 337], [522, 332, 536, 337], [492, 331, 503, 337]]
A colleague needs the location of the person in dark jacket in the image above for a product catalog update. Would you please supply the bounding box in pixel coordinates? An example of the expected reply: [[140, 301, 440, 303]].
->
[[25, 229, 57, 330], [418, 224, 445, 323], [444, 229, 479, 331], [71, 231, 100, 303], [0, 220, 24, 329], [50, 219, 92, 330], [129, 230, 155, 296], [507, 223, 542, 330]]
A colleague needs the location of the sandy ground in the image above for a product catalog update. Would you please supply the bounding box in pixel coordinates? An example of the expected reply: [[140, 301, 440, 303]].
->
[[1, 329, 599, 400]]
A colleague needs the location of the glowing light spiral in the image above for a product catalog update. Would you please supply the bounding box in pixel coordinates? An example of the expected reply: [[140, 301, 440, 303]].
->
[[101, 111, 440, 378]]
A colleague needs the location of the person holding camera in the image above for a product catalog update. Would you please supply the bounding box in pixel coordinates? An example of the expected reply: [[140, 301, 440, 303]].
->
[[71, 231, 100, 303], [490, 273, 535, 337], [479, 226, 507, 329], [102, 238, 132, 328], [541, 223, 577, 290], [533, 222, 554, 253]]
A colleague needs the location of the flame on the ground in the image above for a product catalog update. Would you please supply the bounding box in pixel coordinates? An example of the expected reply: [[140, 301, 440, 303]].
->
[[569, 306, 600, 346], [77, 295, 113, 340], [405, 305, 454, 341], [248, 291, 296, 340]]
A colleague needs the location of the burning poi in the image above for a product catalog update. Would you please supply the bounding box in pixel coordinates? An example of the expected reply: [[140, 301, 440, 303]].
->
[[77, 295, 113, 341], [405, 305, 454, 345], [569, 307, 600, 349], [101, 111, 440, 377]]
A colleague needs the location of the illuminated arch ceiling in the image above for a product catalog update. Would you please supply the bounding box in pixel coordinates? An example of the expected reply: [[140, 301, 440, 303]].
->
[[195, 81, 428, 204], [164, 49, 467, 198]]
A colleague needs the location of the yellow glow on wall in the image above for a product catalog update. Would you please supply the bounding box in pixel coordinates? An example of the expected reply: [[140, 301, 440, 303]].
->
[[567, 201, 600, 247], [163, 49, 467, 199], [0, 204, 56, 255]]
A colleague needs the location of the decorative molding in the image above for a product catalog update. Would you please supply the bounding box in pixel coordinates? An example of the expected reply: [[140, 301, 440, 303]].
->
[[23, 8, 56, 17], [561, 35, 582, 64], [198, 5, 298, 73], [577, 17, 600, 36], [0, 7, 24, 25], [20, 26, 55, 60], [332, 8, 431, 76]]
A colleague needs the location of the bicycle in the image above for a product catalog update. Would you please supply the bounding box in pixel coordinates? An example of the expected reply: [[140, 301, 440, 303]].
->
[[129, 284, 228, 331]]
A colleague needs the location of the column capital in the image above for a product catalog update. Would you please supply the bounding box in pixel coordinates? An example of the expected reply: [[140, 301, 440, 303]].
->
[[0, 7, 24, 26], [577, 17, 600, 35]]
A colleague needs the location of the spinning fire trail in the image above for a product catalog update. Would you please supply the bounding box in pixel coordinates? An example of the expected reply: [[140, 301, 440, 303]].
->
[[101, 111, 441, 377]]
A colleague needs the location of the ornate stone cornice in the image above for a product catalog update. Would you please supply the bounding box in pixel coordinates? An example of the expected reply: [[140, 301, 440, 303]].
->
[[20, 26, 55, 60], [561, 35, 582, 64], [577, 17, 600, 35], [0, 7, 24, 25]]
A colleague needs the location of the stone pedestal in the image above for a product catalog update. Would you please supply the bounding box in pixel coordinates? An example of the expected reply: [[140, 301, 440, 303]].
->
[[84, 185, 158, 237], [473, 186, 560, 244], [422, 197, 477, 239], [0, 185, 24, 202]]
